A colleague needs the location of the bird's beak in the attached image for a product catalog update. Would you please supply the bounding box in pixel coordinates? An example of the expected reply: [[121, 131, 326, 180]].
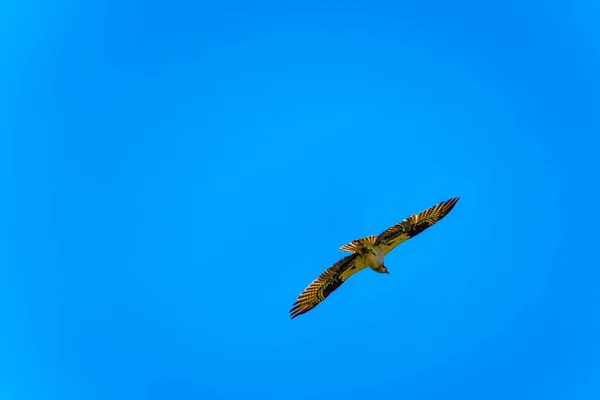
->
[[385, 270, 389, 274]]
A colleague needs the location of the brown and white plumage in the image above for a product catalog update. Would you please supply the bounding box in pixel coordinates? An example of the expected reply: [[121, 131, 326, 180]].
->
[[341, 197, 460, 256], [290, 197, 459, 319], [289, 254, 367, 319]]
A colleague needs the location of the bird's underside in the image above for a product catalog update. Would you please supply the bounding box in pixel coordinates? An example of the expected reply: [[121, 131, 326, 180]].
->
[[289, 197, 460, 319]]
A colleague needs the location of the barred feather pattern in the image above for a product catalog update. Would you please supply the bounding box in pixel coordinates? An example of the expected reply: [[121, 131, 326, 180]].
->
[[339, 235, 378, 253], [289, 197, 460, 319], [374, 197, 460, 255], [289, 254, 365, 319]]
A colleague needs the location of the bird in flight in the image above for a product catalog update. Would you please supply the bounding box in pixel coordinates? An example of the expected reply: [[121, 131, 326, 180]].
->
[[289, 197, 460, 319]]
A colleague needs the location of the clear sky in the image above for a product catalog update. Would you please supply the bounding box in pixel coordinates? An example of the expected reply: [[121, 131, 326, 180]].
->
[[1, 0, 599, 399]]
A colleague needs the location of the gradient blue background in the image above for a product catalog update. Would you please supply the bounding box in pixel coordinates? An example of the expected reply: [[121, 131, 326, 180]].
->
[[1, 1, 599, 399]]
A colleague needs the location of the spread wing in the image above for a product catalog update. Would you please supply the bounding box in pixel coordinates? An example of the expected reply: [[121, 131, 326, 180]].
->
[[374, 197, 459, 255], [290, 254, 367, 319]]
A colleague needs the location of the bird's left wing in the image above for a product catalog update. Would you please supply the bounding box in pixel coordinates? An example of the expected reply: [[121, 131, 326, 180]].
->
[[290, 254, 367, 319], [374, 197, 459, 256]]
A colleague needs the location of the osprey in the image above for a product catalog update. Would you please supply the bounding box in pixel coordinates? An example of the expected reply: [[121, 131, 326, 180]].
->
[[289, 197, 460, 319]]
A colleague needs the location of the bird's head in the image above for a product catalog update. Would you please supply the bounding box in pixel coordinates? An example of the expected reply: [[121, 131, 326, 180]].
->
[[377, 264, 389, 274]]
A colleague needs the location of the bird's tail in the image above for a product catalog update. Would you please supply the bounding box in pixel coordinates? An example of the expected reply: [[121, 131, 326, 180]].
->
[[339, 235, 378, 253]]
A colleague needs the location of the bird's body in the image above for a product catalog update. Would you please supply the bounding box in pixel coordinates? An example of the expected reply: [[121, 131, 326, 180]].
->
[[289, 197, 460, 319], [362, 247, 386, 272], [354, 245, 387, 273]]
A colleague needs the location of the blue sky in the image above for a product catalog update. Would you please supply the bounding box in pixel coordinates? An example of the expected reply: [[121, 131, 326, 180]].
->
[[1, 0, 599, 399]]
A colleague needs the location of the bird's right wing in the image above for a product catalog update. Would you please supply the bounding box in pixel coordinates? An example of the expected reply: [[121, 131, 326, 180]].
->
[[290, 254, 367, 319]]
